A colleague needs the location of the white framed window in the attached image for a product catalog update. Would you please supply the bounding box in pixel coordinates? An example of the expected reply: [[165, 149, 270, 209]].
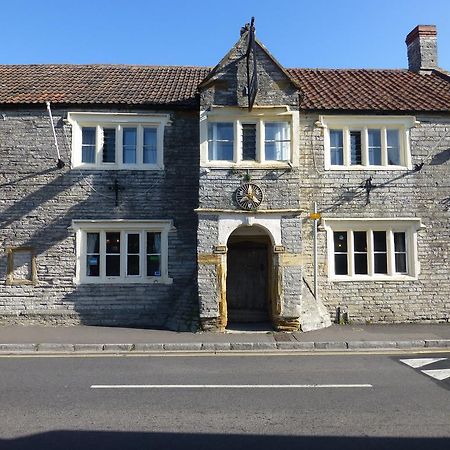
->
[[319, 116, 417, 170], [323, 218, 423, 281], [200, 107, 299, 167], [72, 220, 174, 284], [68, 112, 171, 170]]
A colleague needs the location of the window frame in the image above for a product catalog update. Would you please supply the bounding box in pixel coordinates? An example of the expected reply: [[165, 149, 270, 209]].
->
[[68, 112, 171, 170], [6, 247, 37, 285], [200, 107, 299, 168], [72, 220, 174, 284], [323, 218, 423, 281], [319, 116, 416, 170]]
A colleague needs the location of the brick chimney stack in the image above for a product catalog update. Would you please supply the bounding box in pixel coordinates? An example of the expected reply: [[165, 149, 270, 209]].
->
[[406, 25, 438, 72]]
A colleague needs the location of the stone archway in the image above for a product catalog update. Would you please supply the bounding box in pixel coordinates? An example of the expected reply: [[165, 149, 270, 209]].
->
[[225, 225, 273, 327]]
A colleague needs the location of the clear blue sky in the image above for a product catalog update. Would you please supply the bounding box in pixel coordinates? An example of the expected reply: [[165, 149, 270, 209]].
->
[[1, 0, 449, 70]]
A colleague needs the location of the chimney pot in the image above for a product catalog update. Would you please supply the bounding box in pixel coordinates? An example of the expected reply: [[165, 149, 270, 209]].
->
[[406, 25, 438, 72]]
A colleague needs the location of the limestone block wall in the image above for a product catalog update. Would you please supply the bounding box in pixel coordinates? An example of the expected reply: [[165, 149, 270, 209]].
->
[[0, 107, 200, 329], [298, 112, 450, 323]]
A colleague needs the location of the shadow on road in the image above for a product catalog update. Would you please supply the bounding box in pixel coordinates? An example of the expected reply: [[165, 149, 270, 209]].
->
[[1, 431, 449, 450]]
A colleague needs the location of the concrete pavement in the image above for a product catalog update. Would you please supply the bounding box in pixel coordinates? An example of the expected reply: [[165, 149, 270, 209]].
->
[[0, 323, 449, 353]]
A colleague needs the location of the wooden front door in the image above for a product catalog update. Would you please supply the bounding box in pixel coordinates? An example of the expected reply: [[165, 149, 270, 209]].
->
[[226, 239, 269, 323]]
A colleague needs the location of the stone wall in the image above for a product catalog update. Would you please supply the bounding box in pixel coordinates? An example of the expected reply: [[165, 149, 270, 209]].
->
[[299, 112, 450, 323], [0, 107, 200, 330]]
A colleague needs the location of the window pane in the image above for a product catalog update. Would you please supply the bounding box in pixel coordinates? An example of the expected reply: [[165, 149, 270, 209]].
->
[[395, 254, 407, 273], [86, 255, 100, 276], [394, 232, 407, 274], [147, 255, 161, 277], [86, 232, 100, 277], [212, 142, 233, 161], [214, 123, 233, 141], [350, 131, 362, 165], [373, 232, 387, 251], [353, 231, 367, 252], [265, 141, 290, 161], [123, 128, 137, 146], [123, 128, 137, 164], [143, 128, 157, 164], [208, 123, 233, 161], [387, 129, 401, 165], [106, 232, 120, 253], [368, 129, 382, 165], [81, 127, 96, 163], [334, 254, 348, 275], [106, 255, 121, 276], [330, 130, 344, 165], [265, 122, 289, 141], [242, 124, 256, 161], [147, 232, 161, 254], [334, 231, 347, 252], [374, 253, 388, 274], [102, 128, 116, 163], [127, 233, 140, 253], [354, 253, 368, 274], [127, 255, 140, 276], [86, 232, 99, 253], [265, 122, 290, 161], [394, 232, 406, 252]]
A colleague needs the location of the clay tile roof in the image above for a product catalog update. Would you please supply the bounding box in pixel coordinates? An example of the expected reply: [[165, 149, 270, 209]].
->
[[0, 64, 449, 112], [287, 68, 450, 112], [0, 65, 210, 107]]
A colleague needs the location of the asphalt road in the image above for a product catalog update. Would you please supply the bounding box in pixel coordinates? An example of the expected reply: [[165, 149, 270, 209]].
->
[[0, 351, 449, 449]]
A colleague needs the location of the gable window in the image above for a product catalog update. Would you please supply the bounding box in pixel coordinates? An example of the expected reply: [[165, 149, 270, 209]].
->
[[320, 116, 415, 170], [323, 218, 422, 281], [201, 107, 299, 167], [72, 220, 173, 284], [69, 112, 170, 170]]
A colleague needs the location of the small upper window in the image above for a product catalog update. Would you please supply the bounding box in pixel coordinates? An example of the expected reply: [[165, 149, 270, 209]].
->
[[320, 116, 415, 170], [68, 112, 170, 170]]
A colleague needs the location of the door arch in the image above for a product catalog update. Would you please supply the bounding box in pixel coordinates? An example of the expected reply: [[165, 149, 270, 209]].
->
[[226, 225, 273, 325]]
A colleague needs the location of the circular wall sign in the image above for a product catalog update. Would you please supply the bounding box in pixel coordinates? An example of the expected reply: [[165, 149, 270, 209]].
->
[[235, 183, 263, 210]]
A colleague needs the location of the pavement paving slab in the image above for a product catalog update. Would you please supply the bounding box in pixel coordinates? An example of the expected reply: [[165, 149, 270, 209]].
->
[[0, 323, 449, 353]]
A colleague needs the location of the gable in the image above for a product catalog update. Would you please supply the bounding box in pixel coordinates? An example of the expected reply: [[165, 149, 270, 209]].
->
[[198, 31, 301, 109]]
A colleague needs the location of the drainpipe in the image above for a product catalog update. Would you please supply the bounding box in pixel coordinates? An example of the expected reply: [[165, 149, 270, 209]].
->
[[46, 101, 65, 169], [313, 202, 319, 300]]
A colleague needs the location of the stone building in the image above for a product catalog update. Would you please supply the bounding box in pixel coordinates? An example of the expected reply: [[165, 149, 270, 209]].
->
[[0, 24, 449, 331]]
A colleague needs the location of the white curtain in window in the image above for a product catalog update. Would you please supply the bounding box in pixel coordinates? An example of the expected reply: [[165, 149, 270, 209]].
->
[[265, 122, 290, 161]]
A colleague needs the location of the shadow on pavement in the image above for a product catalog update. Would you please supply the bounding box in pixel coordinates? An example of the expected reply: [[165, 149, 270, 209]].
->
[[1, 431, 449, 450]]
